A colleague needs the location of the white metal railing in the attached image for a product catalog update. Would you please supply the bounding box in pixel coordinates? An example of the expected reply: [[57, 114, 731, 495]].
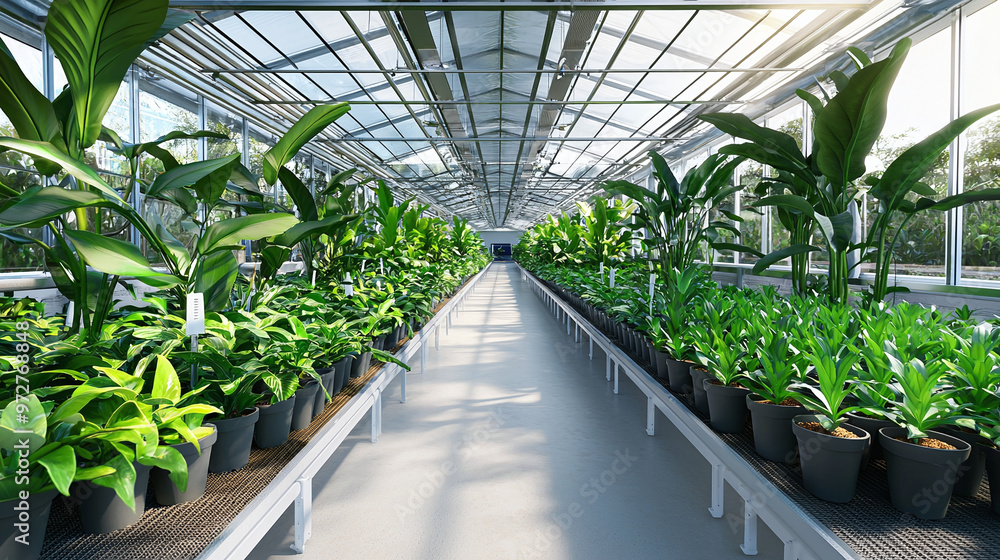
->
[[197, 262, 491, 559], [519, 264, 861, 560]]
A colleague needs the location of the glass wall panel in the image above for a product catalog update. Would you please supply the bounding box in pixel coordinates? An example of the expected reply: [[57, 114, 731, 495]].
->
[[766, 104, 803, 260], [961, 1, 1000, 281], [138, 77, 200, 259], [866, 27, 951, 278]]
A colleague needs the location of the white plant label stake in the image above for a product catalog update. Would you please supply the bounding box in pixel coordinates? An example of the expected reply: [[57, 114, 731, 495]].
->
[[343, 273, 354, 297], [648, 273, 655, 316], [380, 258, 384, 274], [609, 268, 616, 289], [599, 262, 604, 282], [311, 270, 317, 288], [186, 292, 206, 386], [65, 301, 75, 329], [186, 293, 206, 336]]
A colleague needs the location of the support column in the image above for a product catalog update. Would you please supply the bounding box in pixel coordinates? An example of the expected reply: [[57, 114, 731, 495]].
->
[[291, 477, 313, 553]]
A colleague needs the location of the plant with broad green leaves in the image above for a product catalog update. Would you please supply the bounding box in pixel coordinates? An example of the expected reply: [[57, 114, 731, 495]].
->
[[875, 341, 975, 442], [789, 335, 864, 431], [945, 322, 1000, 419], [742, 318, 808, 405]]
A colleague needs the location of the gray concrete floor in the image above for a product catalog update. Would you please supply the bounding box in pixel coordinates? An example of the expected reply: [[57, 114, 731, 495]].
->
[[248, 262, 783, 560]]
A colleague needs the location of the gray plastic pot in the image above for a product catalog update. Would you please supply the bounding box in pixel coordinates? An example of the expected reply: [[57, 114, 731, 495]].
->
[[209, 408, 260, 473], [704, 380, 749, 433], [291, 381, 319, 431], [879, 427, 971, 520], [939, 426, 989, 497], [845, 411, 895, 469], [78, 462, 151, 534], [0, 488, 57, 560], [746, 394, 806, 463], [792, 415, 870, 503], [689, 367, 711, 414], [665, 358, 693, 393], [153, 425, 218, 506], [645, 341, 656, 369], [985, 446, 1000, 515], [255, 394, 296, 449], [333, 355, 353, 395], [373, 334, 387, 351], [313, 369, 335, 419]]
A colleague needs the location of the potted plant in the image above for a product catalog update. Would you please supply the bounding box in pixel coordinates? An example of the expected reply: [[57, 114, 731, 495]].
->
[[788, 336, 870, 503], [743, 324, 808, 463], [941, 322, 1000, 497], [188, 349, 266, 473], [847, 306, 898, 468], [874, 345, 973, 520], [694, 322, 750, 433], [661, 267, 705, 393]]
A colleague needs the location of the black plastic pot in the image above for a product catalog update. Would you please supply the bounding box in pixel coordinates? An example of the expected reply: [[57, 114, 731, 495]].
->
[[291, 381, 319, 431], [209, 408, 260, 473], [879, 427, 971, 519], [985, 446, 1000, 515], [373, 334, 387, 351], [845, 411, 895, 469], [78, 462, 151, 534], [665, 358, 693, 393], [152, 425, 218, 505], [939, 426, 990, 497], [313, 369, 335, 419], [704, 380, 749, 433], [0, 488, 57, 560], [653, 350, 669, 379], [645, 341, 656, 369], [255, 394, 296, 449], [792, 415, 870, 503], [746, 394, 806, 463], [333, 355, 353, 395], [689, 367, 711, 414], [351, 351, 373, 378]]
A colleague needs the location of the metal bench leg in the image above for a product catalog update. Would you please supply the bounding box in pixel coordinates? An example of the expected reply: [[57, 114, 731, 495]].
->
[[613, 363, 620, 394], [741, 500, 758, 555], [420, 339, 426, 373], [606, 355, 611, 381], [372, 391, 381, 442], [291, 477, 313, 554], [435, 325, 440, 350], [589, 336, 593, 360], [709, 463, 725, 518], [646, 397, 655, 436]]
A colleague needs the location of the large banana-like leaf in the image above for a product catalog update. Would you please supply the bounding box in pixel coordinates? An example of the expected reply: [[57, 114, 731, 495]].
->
[[278, 166, 317, 221], [0, 139, 121, 200], [112, 130, 227, 161], [751, 244, 821, 275], [272, 214, 357, 247], [64, 229, 182, 287], [874, 103, 1000, 206], [45, 0, 168, 149], [147, 154, 240, 200], [0, 38, 63, 175], [813, 39, 910, 187], [0, 186, 108, 226], [193, 251, 238, 311], [197, 213, 298, 255], [263, 102, 351, 185]]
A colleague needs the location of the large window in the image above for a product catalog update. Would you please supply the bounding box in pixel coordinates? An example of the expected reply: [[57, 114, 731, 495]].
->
[[868, 27, 951, 279], [139, 76, 200, 258], [961, 1, 1000, 282]]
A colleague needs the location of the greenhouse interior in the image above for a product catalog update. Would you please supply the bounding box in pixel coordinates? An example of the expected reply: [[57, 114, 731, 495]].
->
[[5, 0, 1000, 559]]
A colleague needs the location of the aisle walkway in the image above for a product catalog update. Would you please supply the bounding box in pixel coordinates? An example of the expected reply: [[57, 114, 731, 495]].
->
[[248, 263, 782, 560]]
